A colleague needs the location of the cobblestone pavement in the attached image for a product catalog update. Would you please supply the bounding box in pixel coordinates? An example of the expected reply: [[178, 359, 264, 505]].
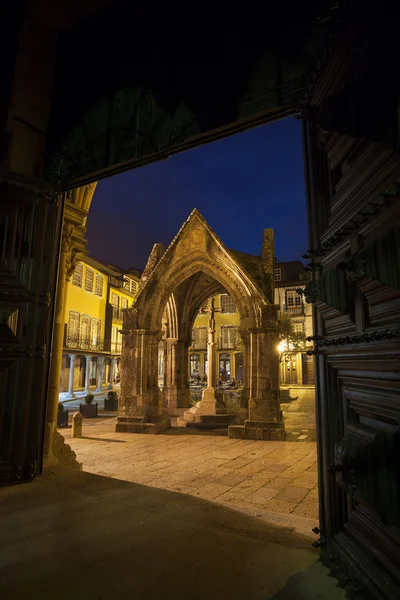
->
[[64, 417, 319, 535]]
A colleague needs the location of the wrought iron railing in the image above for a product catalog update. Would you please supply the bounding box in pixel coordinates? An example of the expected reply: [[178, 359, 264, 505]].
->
[[286, 306, 304, 315], [65, 336, 111, 352]]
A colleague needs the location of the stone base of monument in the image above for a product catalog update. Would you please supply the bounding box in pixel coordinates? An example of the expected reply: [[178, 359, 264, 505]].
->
[[177, 413, 237, 429], [116, 416, 171, 434], [228, 419, 285, 441], [177, 387, 237, 429]]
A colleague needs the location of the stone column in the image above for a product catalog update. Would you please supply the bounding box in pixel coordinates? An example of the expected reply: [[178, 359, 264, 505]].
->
[[163, 338, 191, 410], [186, 304, 226, 418], [84, 355, 91, 394], [108, 357, 115, 390], [116, 328, 170, 433], [96, 356, 103, 392], [231, 305, 284, 440], [43, 184, 97, 469], [65, 354, 76, 399]]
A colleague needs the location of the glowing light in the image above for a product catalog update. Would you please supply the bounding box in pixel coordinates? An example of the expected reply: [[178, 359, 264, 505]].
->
[[277, 339, 294, 354]]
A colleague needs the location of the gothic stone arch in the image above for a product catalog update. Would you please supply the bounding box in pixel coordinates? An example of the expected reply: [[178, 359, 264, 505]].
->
[[116, 209, 284, 440]]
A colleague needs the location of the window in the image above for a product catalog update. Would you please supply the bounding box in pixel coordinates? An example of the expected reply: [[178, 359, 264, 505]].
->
[[85, 267, 94, 293], [80, 315, 91, 347], [130, 280, 137, 294], [95, 274, 104, 297], [72, 263, 83, 287], [286, 290, 302, 307], [111, 325, 122, 353], [121, 297, 128, 310], [220, 326, 237, 349], [292, 321, 304, 335], [220, 294, 237, 314], [192, 327, 207, 349], [190, 354, 200, 376], [91, 318, 101, 348], [274, 268, 282, 282], [111, 293, 119, 308], [67, 311, 80, 346]]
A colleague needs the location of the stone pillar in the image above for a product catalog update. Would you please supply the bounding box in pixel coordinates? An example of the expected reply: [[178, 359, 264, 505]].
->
[[108, 357, 115, 390], [96, 356, 103, 392], [116, 328, 170, 433], [43, 184, 97, 469], [65, 354, 76, 399], [163, 338, 191, 410], [229, 306, 285, 440], [84, 355, 91, 394]]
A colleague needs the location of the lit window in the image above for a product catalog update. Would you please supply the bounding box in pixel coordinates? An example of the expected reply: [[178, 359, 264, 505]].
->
[[91, 318, 102, 348], [121, 298, 128, 310], [80, 315, 91, 347], [192, 327, 207, 349], [112, 293, 119, 308], [95, 274, 104, 297], [220, 294, 237, 314], [220, 326, 237, 349], [85, 268, 94, 293], [274, 268, 282, 282], [292, 321, 304, 335], [67, 311, 80, 346], [131, 280, 137, 294], [72, 263, 83, 287], [286, 290, 302, 307]]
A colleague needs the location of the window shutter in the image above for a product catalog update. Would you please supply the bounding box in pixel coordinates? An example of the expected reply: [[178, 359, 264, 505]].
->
[[85, 268, 94, 293], [72, 263, 83, 287], [95, 274, 104, 297], [68, 311, 80, 346]]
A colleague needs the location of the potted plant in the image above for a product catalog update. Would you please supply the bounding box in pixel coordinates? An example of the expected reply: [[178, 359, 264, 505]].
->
[[57, 402, 69, 428], [79, 394, 98, 418], [104, 390, 118, 411]]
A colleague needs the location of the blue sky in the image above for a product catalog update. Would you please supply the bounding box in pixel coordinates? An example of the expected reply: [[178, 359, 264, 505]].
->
[[86, 116, 307, 270]]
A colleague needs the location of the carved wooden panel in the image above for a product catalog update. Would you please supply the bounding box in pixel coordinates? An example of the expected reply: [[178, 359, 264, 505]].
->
[[0, 178, 61, 485]]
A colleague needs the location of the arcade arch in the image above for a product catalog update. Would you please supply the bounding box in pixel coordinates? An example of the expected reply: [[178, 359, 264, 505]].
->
[[116, 210, 284, 440]]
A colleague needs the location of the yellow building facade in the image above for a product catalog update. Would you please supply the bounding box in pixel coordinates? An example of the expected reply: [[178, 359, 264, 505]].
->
[[189, 293, 243, 382], [59, 256, 140, 399]]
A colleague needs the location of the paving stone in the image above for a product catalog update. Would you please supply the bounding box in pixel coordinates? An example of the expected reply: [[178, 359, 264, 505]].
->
[[67, 417, 319, 529], [215, 473, 248, 487], [263, 476, 293, 491], [263, 499, 298, 514], [245, 487, 279, 506], [274, 486, 309, 504], [292, 471, 318, 489], [192, 483, 232, 500]]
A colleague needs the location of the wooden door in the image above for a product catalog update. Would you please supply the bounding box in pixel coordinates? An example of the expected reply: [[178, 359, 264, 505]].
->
[[303, 5, 400, 596], [0, 176, 61, 485]]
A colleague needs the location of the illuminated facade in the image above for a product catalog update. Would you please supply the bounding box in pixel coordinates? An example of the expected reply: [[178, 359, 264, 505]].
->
[[59, 256, 140, 399], [189, 293, 243, 382], [274, 261, 314, 386]]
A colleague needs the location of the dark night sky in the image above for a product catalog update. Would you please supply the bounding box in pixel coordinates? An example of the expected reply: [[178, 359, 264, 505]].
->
[[86, 116, 308, 270]]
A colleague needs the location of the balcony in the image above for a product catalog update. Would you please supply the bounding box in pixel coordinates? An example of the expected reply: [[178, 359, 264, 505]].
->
[[286, 306, 304, 316], [65, 336, 111, 352]]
